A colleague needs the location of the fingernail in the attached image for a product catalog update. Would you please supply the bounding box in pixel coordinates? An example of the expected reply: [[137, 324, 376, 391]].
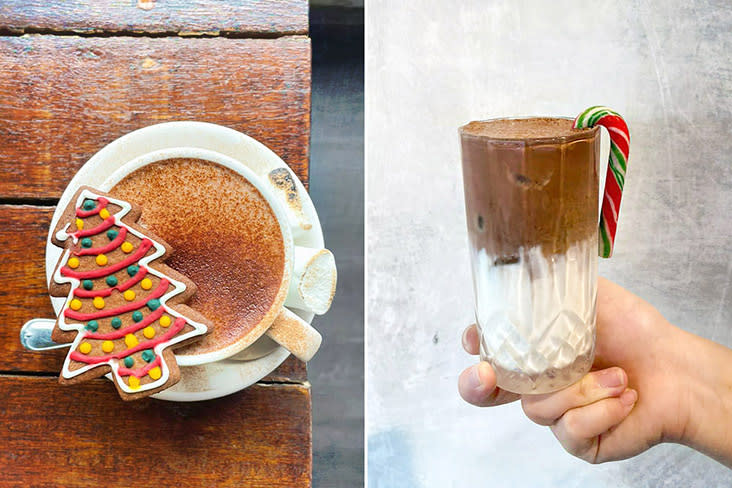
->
[[461, 328, 470, 350], [467, 365, 483, 391], [597, 368, 625, 389], [620, 388, 638, 406]]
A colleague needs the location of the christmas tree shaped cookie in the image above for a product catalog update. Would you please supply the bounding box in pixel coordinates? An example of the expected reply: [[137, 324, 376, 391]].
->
[[49, 186, 211, 400]]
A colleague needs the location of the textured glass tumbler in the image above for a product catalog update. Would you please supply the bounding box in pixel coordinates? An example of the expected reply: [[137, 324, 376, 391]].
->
[[460, 117, 600, 394]]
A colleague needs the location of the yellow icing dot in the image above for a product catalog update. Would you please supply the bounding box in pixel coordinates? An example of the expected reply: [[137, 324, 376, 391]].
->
[[68, 257, 80, 269], [159, 315, 171, 327], [69, 299, 82, 311], [99, 208, 110, 219], [79, 342, 92, 354], [102, 340, 114, 353], [92, 296, 105, 309], [95, 254, 108, 266], [121, 241, 134, 253], [75, 218, 84, 230], [125, 333, 139, 348], [123, 290, 135, 301], [148, 366, 162, 380], [140, 278, 153, 290], [128, 376, 140, 389], [143, 326, 155, 339]]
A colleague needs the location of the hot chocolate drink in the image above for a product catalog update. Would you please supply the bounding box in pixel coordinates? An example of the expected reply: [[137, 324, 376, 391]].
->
[[460, 117, 600, 394], [461, 118, 599, 260], [110, 158, 286, 357]]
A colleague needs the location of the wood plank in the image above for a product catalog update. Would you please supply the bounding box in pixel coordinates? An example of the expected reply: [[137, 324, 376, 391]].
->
[[0, 205, 55, 371], [0, 205, 307, 381], [0, 376, 311, 487], [0, 0, 307, 36], [0, 35, 311, 199]]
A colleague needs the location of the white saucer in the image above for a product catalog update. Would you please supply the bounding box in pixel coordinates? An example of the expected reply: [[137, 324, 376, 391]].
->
[[45, 121, 323, 401]]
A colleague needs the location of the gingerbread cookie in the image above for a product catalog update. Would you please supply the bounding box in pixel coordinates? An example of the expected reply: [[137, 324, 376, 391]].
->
[[49, 186, 211, 400]]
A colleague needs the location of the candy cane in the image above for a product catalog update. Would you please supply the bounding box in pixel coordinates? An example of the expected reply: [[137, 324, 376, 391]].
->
[[573, 106, 630, 258]]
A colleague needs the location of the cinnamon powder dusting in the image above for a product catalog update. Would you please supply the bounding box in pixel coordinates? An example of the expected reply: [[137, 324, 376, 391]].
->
[[111, 158, 285, 356]]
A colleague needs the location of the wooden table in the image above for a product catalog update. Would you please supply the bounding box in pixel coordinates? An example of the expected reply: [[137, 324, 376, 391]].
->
[[0, 2, 313, 486]]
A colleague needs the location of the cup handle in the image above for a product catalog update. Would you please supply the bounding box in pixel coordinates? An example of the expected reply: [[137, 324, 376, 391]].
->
[[265, 307, 322, 362], [285, 246, 337, 315]]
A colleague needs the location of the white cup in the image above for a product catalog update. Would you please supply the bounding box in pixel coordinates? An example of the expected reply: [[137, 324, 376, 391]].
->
[[100, 147, 337, 365]]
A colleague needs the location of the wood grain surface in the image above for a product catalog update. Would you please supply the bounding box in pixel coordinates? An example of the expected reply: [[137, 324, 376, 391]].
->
[[0, 205, 307, 381], [0, 0, 308, 36], [1, 4, 315, 484], [0, 35, 311, 199], [0, 375, 311, 487]]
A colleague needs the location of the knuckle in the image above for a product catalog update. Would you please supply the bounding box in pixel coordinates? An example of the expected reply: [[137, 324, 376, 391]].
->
[[561, 409, 583, 438], [576, 374, 593, 400], [521, 397, 551, 426]]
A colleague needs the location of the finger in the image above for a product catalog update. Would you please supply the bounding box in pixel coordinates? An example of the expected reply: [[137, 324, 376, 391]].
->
[[458, 362, 520, 407], [461, 324, 479, 355], [551, 389, 638, 462], [592, 397, 650, 463], [521, 368, 628, 426]]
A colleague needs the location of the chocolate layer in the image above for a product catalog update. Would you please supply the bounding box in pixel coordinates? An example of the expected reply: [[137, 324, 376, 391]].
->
[[460, 118, 600, 258], [111, 158, 285, 356]]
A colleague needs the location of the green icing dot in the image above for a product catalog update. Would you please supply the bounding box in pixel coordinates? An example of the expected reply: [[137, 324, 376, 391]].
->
[[141, 349, 155, 362], [85, 320, 98, 332], [110, 317, 122, 329], [147, 299, 161, 311], [106, 229, 118, 241], [81, 237, 93, 248], [132, 311, 143, 322], [82, 279, 94, 290], [106, 275, 118, 287], [82, 199, 96, 210], [123, 357, 134, 368], [127, 265, 139, 277]]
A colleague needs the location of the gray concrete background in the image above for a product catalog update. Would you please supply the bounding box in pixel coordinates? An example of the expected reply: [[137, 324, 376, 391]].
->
[[308, 8, 364, 487], [367, 1, 732, 486]]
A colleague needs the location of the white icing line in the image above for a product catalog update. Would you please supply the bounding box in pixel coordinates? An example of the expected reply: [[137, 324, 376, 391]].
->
[[54, 189, 208, 394]]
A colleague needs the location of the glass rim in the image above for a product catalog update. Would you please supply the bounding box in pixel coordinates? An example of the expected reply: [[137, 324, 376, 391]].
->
[[459, 116, 600, 144]]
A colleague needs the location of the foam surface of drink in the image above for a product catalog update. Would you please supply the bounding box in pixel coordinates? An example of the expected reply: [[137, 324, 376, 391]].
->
[[111, 158, 285, 356], [471, 237, 598, 394], [461, 117, 594, 140]]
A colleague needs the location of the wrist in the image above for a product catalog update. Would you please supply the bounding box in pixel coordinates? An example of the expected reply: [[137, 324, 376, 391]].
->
[[675, 328, 732, 465]]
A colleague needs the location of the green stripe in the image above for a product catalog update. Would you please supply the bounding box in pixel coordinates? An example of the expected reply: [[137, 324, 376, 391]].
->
[[576, 106, 601, 127], [610, 143, 627, 172], [583, 108, 603, 127], [589, 109, 611, 126], [608, 161, 625, 189], [599, 220, 612, 258], [608, 149, 626, 188], [576, 111, 589, 127]]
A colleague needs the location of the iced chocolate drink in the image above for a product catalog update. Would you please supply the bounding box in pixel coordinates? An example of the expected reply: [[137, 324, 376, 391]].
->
[[460, 117, 600, 394]]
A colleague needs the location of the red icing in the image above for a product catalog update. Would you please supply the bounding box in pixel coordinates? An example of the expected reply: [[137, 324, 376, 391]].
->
[[83, 306, 164, 340], [60, 239, 153, 280], [73, 266, 148, 298], [69, 317, 186, 364], [60, 193, 205, 391], [64, 278, 169, 321], [75, 216, 116, 238], [75, 197, 109, 218], [117, 355, 162, 378], [75, 226, 127, 256]]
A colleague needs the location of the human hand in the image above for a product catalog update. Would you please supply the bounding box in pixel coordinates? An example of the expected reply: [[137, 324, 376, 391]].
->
[[458, 277, 694, 463]]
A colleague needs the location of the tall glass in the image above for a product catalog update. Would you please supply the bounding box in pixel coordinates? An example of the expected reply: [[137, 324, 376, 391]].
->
[[460, 117, 600, 394]]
